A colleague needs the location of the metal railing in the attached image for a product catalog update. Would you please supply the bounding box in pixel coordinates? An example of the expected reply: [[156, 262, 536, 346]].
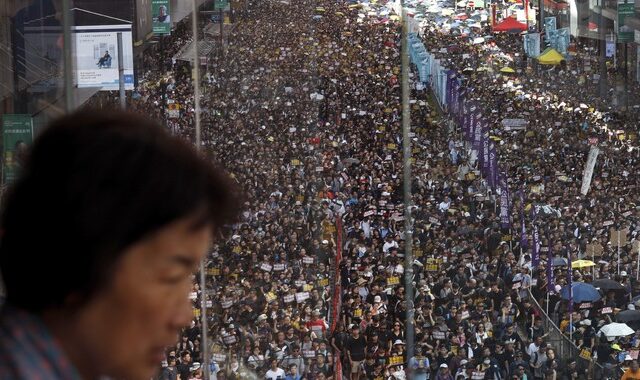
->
[[527, 289, 609, 379]]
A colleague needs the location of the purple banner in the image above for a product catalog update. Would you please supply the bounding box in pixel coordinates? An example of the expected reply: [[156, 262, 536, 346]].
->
[[473, 115, 483, 152], [488, 142, 497, 188], [481, 128, 489, 176], [499, 172, 511, 229], [547, 230, 554, 292], [446, 70, 456, 106], [532, 224, 540, 269], [519, 190, 528, 250], [567, 251, 573, 313]]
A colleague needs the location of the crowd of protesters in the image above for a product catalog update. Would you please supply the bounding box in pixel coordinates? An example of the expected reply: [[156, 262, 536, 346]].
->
[[82, 0, 640, 379]]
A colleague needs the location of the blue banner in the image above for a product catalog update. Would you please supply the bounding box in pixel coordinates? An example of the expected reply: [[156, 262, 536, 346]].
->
[[544, 17, 556, 41], [523, 33, 541, 58]]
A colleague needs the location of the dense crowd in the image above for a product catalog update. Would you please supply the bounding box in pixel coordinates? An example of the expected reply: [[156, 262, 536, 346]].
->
[[85, 0, 640, 379]]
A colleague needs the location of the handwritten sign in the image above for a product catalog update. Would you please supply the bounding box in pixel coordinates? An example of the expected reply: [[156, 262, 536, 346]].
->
[[388, 356, 403, 365], [207, 268, 221, 276], [432, 331, 446, 340], [222, 332, 237, 345], [273, 264, 285, 271], [296, 292, 310, 303], [472, 372, 486, 380], [303, 350, 316, 358], [579, 349, 592, 360], [212, 353, 227, 362], [284, 294, 295, 303], [317, 278, 330, 287], [387, 276, 400, 285], [261, 263, 273, 272], [303, 256, 314, 264], [221, 300, 233, 309]]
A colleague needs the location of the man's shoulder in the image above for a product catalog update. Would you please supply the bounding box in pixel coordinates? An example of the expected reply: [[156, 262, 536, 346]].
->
[[0, 306, 82, 379]]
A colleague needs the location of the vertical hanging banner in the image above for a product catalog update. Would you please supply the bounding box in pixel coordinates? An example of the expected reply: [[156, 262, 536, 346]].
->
[[499, 172, 511, 229], [617, 0, 635, 43], [532, 224, 540, 268], [544, 17, 556, 35], [488, 142, 497, 188], [519, 190, 528, 250], [523, 33, 541, 57], [555, 28, 570, 55], [2, 114, 33, 184], [580, 146, 600, 195], [567, 251, 573, 313], [547, 231, 555, 292], [152, 0, 172, 35], [481, 128, 490, 176]]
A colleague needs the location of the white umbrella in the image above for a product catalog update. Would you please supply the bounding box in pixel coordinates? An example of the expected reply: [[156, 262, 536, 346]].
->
[[598, 322, 635, 339]]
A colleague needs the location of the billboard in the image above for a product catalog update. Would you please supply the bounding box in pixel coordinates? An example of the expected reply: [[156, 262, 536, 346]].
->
[[152, 0, 172, 35], [72, 25, 134, 90], [2, 114, 33, 184], [618, 0, 635, 42]]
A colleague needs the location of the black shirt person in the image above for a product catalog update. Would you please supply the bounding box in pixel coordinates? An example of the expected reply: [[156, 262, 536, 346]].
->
[[97, 51, 111, 67], [0, 110, 239, 379]]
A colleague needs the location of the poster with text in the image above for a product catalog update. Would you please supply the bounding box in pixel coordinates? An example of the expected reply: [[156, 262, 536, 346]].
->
[[152, 0, 172, 35], [72, 25, 134, 90], [2, 114, 33, 184]]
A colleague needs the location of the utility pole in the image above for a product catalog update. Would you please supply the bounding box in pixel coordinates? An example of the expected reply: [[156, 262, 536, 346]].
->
[[400, 4, 415, 373], [117, 32, 126, 110], [539, 0, 544, 33], [599, 0, 607, 97]]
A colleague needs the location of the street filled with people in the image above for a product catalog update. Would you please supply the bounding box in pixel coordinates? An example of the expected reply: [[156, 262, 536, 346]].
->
[[90, 0, 640, 379]]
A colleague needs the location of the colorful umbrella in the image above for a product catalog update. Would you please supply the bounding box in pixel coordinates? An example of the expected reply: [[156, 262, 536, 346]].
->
[[572, 259, 596, 269], [560, 282, 601, 303]]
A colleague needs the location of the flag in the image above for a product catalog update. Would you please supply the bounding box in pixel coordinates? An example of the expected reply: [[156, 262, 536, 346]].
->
[[532, 224, 540, 268], [488, 142, 497, 188], [519, 190, 528, 250], [499, 172, 511, 229], [567, 250, 573, 313], [546, 230, 554, 292]]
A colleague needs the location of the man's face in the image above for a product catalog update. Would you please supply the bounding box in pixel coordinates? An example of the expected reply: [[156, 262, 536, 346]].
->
[[68, 216, 211, 379]]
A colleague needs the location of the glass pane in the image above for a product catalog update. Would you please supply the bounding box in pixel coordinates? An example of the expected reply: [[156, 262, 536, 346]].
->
[[0, 0, 75, 139]]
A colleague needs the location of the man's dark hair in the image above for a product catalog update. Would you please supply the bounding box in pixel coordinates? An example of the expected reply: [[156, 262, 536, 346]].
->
[[0, 110, 239, 313]]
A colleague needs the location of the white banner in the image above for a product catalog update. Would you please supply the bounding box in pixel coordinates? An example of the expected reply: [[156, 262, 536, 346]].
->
[[580, 146, 600, 195]]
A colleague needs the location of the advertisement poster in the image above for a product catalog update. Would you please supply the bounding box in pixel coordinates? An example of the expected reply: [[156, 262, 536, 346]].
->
[[617, 0, 635, 43], [2, 114, 33, 184], [152, 0, 172, 35], [72, 25, 134, 90]]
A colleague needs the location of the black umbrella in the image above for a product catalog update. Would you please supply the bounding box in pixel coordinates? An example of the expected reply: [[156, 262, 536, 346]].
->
[[615, 310, 640, 330], [616, 310, 640, 322], [592, 279, 626, 293]]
